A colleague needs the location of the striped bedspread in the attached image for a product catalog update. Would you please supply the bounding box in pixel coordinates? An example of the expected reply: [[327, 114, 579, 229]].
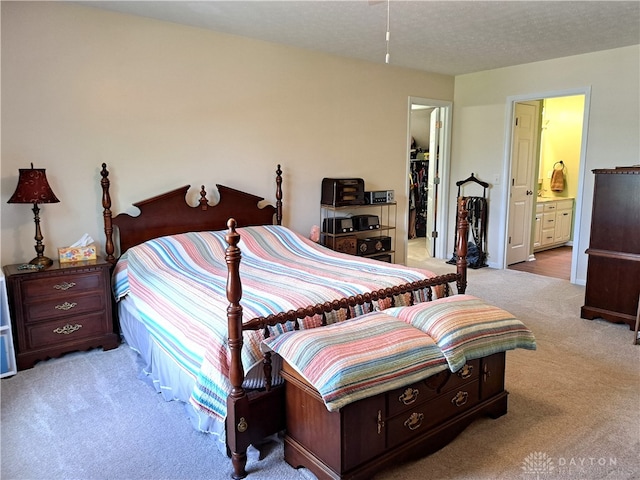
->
[[112, 225, 439, 420]]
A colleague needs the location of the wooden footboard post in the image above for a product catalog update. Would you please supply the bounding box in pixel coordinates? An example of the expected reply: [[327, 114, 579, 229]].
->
[[275, 164, 283, 226], [225, 219, 251, 479], [100, 163, 116, 265], [456, 197, 469, 294]]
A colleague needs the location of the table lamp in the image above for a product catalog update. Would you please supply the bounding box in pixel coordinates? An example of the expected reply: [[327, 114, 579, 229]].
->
[[7, 163, 60, 267]]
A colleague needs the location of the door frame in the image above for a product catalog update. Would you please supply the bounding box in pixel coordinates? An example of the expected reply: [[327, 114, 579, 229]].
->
[[500, 87, 592, 284], [405, 97, 453, 262]]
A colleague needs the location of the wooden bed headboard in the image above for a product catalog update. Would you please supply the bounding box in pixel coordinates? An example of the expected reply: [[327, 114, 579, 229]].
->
[[100, 163, 283, 263]]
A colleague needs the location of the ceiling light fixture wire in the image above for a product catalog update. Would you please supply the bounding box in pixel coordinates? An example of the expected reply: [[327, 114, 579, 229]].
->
[[385, 0, 390, 64]]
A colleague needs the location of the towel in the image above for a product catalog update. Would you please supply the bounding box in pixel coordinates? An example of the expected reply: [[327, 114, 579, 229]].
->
[[550, 168, 564, 192]]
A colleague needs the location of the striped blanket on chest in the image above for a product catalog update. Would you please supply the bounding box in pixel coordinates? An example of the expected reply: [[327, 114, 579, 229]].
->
[[263, 296, 536, 412]]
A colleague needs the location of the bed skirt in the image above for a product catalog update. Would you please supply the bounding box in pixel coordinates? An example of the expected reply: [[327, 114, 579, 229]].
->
[[119, 296, 285, 454]]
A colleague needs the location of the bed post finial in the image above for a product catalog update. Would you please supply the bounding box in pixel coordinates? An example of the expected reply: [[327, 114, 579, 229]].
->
[[101, 163, 116, 264], [275, 164, 283, 226], [456, 197, 468, 294]]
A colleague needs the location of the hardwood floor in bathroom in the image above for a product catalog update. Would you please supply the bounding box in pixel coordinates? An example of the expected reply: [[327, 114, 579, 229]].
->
[[508, 246, 572, 280]]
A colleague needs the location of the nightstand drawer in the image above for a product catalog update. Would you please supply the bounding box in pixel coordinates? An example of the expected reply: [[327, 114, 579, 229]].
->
[[26, 313, 110, 349], [23, 291, 107, 323], [21, 271, 104, 299]]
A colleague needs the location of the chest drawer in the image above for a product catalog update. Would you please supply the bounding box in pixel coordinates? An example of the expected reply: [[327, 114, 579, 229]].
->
[[22, 291, 107, 323], [21, 271, 104, 300], [386, 379, 480, 448], [387, 359, 480, 417]]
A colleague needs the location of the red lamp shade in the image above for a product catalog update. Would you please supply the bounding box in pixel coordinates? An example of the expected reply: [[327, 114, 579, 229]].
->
[[7, 164, 60, 267], [8, 165, 60, 204]]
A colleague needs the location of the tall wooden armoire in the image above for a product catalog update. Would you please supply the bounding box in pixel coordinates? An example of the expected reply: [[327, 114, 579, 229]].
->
[[581, 167, 640, 329]]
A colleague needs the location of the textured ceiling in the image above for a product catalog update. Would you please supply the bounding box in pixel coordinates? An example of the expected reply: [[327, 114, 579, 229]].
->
[[78, 1, 640, 76]]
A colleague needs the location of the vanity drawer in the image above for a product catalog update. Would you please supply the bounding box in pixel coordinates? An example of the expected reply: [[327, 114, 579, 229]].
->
[[556, 199, 574, 210]]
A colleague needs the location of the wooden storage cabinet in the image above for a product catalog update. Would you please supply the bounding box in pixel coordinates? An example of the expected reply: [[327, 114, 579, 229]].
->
[[3, 260, 119, 370], [282, 352, 507, 480], [581, 167, 640, 328]]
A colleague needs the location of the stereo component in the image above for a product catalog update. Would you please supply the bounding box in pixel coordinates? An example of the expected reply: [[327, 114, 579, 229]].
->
[[321, 178, 366, 207], [322, 217, 354, 234], [356, 236, 392, 256], [351, 215, 380, 231], [365, 190, 395, 204]]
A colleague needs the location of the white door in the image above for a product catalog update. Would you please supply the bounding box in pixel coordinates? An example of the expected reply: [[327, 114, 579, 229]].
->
[[425, 108, 441, 256], [507, 101, 539, 266]]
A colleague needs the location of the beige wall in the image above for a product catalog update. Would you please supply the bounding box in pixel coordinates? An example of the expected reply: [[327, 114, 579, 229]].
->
[[452, 45, 639, 284], [3, 2, 638, 287], [1, 2, 454, 266]]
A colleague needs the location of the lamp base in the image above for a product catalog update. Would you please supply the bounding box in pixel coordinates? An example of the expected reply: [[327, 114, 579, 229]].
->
[[30, 255, 53, 268]]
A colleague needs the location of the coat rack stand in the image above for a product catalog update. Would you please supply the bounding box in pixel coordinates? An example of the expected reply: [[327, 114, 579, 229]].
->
[[447, 173, 489, 269]]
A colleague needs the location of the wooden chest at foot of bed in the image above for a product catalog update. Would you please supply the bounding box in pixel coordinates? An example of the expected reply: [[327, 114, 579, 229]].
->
[[281, 352, 507, 480]]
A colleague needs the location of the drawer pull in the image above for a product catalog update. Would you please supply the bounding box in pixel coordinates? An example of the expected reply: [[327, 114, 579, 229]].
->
[[54, 282, 76, 291], [457, 363, 473, 379], [403, 412, 424, 431], [398, 387, 419, 405], [483, 363, 491, 382], [377, 410, 384, 434], [451, 391, 469, 407], [55, 302, 77, 311], [236, 417, 248, 433], [53, 323, 83, 335]]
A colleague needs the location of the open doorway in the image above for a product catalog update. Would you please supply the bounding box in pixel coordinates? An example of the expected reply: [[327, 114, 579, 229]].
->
[[406, 98, 451, 265], [506, 93, 587, 281]]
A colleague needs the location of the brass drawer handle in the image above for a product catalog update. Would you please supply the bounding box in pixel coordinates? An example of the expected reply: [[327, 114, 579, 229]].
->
[[451, 391, 469, 407], [403, 412, 424, 431], [483, 363, 492, 382], [236, 417, 248, 433], [377, 410, 385, 434], [53, 323, 82, 335], [398, 387, 419, 405], [457, 363, 473, 379], [54, 282, 76, 291], [55, 302, 77, 311]]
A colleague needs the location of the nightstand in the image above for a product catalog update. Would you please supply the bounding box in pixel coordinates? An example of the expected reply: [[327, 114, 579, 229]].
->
[[3, 259, 119, 370]]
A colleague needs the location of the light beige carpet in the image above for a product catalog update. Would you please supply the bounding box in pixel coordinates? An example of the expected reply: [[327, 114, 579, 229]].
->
[[2, 260, 639, 479]]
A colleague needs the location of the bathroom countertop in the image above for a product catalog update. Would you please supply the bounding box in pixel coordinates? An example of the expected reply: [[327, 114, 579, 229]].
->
[[537, 196, 574, 203]]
